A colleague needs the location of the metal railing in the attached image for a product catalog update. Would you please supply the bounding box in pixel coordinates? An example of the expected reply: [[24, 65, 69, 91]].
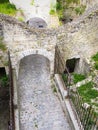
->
[[55, 45, 98, 130], [8, 51, 15, 130], [70, 90, 98, 130]]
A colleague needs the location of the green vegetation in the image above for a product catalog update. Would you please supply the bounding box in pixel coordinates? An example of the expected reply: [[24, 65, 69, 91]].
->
[[18, 17, 24, 22], [0, 75, 9, 87], [31, 0, 34, 5], [49, 9, 56, 15], [62, 73, 67, 83], [92, 52, 98, 61], [56, 0, 86, 23], [0, 0, 17, 16], [75, 5, 86, 15], [56, 2, 64, 20], [0, 37, 7, 51], [78, 82, 98, 103], [51, 84, 57, 93], [50, 2, 56, 15], [73, 73, 86, 84], [92, 52, 98, 70]]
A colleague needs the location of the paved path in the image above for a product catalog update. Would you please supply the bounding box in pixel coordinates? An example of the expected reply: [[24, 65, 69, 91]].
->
[[18, 55, 71, 130]]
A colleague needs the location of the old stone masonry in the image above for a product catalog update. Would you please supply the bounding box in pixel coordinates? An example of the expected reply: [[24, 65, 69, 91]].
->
[[1, 0, 98, 130], [18, 55, 71, 130]]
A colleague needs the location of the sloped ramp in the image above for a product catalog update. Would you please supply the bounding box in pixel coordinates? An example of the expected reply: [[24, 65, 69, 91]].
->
[[18, 54, 71, 130]]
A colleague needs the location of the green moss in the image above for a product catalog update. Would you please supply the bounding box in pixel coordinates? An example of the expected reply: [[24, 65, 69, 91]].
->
[[73, 73, 86, 84], [0, 0, 17, 16]]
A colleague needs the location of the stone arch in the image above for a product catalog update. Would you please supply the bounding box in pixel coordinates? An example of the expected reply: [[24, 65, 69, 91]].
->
[[15, 49, 54, 78], [27, 17, 47, 28]]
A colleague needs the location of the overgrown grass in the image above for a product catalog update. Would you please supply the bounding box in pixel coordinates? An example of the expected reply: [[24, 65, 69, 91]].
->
[[73, 73, 86, 84], [78, 82, 98, 103], [92, 52, 98, 70], [0, 0, 17, 16]]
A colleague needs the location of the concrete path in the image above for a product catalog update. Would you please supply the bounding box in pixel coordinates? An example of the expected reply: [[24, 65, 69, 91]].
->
[[9, 0, 59, 27], [18, 55, 71, 130]]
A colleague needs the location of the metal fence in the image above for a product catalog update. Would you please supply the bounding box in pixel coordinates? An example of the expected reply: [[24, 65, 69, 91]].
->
[[8, 51, 15, 130], [70, 89, 98, 130]]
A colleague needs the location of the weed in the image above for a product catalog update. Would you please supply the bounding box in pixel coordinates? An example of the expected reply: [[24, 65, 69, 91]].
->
[[73, 73, 86, 84], [78, 82, 98, 103]]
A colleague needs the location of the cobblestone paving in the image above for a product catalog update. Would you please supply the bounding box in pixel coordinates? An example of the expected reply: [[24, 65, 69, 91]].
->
[[18, 55, 71, 130]]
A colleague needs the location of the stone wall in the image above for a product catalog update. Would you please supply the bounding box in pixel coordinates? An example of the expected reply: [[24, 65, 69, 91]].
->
[[0, 14, 56, 75], [56, 6, 98, 74], [80, 0, 98, 9], [0, 4, 98, 75]]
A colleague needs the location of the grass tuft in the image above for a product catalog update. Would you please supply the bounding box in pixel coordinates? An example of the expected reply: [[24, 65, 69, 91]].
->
[[73, 73, 86, 84]]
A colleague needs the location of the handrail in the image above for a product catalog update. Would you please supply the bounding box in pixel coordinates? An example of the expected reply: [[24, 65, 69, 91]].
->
[[8, 51, 15, 130]]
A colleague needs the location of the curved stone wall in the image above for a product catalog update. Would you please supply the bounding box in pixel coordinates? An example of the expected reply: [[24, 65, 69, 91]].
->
[[15, 49, 54, 78]]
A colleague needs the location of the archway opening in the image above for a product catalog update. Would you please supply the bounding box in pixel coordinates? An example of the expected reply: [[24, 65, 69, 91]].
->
[[0, 67, 6, 77], [27, 17, 47, 28], [65, 58, 80, 73]]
